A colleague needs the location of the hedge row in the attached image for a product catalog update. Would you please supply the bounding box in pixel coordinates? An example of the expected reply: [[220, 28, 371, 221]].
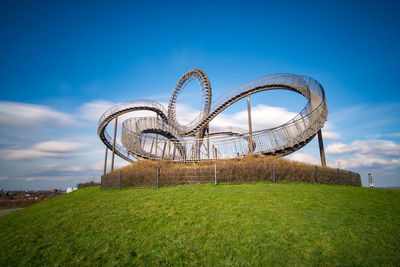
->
[[101, 156, 362, 189]]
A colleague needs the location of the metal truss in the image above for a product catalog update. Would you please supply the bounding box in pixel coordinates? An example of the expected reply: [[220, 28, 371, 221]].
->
[[98, 70, 328, 162]]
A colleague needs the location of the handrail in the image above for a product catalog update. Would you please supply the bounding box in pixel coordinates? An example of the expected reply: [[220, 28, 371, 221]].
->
[[98, 71, 328, 162]]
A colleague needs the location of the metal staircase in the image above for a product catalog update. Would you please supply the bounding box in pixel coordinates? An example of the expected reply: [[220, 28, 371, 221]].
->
[[98, 70, 328, 162]]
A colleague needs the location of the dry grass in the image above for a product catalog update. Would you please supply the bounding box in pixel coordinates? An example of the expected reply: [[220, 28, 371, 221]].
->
[[77, 181, 101, 189], [102, 155, 361, 189], [0, 200, 39, 209]]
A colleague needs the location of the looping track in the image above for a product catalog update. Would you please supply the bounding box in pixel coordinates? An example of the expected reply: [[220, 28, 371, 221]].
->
[[98, 70, 328, 162]]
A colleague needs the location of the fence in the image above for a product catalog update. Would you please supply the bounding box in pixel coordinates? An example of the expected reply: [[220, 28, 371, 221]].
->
[[77, 181, 101, 189], [101, 157, 362, 189]]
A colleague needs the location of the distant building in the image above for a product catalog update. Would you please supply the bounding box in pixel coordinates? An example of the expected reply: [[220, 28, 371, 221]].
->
[[66, 187, 77, 193], [368, 173, 374, 188]]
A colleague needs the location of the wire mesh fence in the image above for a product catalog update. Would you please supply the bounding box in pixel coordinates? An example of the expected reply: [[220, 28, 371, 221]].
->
[[101, 157, 362, 190]]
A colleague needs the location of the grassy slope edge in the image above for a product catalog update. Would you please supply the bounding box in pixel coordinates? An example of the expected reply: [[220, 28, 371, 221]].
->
[[0, 183, 399, 266]]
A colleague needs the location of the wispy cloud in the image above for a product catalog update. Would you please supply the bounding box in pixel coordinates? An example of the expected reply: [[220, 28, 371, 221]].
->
[[18, 176, 75, 182], [323, 139, 400, 171], [0, 101, 76, 127], [322, 131, 341, 140], [170, 103, 303, 132], [0, 99, 398, 189], [328, 103, 400, 141], [209, 104, 298, 131], [0, 141, 86, 160], [288, 152, 320, 165], [326, 140, 400, 157], [78, 100, 115, 122], [176, 103, 342, 140], [330, 154, 400, 169], [320, 121, 341, 140], [369, 132, 400, 139]]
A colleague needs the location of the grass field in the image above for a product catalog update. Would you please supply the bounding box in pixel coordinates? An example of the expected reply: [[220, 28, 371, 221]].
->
[[0, 183, 399, 266]]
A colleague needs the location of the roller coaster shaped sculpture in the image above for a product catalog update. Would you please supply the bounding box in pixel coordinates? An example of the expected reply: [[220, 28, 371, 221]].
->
[[98, 69, 328, 163]]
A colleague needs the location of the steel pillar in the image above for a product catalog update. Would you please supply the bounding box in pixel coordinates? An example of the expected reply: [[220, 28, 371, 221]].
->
[[247, 95, 254, 153], [155, 115, 158, 156], [103, 147, 108, 175], [162, 141, 167, 158], [206, 125, 210, 159], [111, 117, 118, 170], [317, 129, 326, 167]]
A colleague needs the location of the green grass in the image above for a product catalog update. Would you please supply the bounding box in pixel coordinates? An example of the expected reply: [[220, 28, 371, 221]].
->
[[0, 183, 399, 266]]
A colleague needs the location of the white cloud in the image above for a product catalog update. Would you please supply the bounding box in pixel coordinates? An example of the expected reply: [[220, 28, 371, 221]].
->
[[0, 141, 86, 160], [19, 176, 74, 182], [320, 121, 340, 140], [175, 103, 202, 125], [43, 164, 91, 172], [174, 103, 300, 131], [322, 131, 341, 140], [388, 132, 400, 138], [0, 149, 61, 160], [330, 154, 400, 169], [78, 100, 115, 122], [93, 101, 169, 133], [3, 98, 397, 189], [0, 101, 76, 127], [288, 152, 320, 165], [371, 132, 400, 139], [94, 102, 315, 139], [210, 104, 298, 131], [173, 103, 342, 147], [113, 159, 131, 169], [325, 139, 400, 171], [326, 140, 400, 157], [33, 141, 84, 153], [90, 159, 131, 172]]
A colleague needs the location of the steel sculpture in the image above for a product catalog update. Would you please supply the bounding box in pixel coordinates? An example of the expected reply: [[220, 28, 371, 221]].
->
[[98, 69, 328, 170]]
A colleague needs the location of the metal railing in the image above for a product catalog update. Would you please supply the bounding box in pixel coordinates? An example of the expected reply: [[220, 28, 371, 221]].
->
[[98, 72, 328, 162]]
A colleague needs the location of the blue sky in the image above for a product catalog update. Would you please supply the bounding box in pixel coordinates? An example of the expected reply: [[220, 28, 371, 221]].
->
[[0, 0, 399, 190]]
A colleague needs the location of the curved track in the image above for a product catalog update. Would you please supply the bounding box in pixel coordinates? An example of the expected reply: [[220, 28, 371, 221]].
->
[[98, 70, 328, 162]]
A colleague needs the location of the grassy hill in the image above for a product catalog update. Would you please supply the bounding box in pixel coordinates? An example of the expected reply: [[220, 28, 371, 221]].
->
[[0, 183, 399, 266]]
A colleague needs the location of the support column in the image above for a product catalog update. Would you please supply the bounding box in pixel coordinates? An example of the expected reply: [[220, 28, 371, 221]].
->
[[155, 115, 158, 156], [111, 117, 118, 171], [103, 147, 108, 175], [317, 129, 326, 167], [162, 141, 167, 158], [206, 125, 210, 159], [247, 95, 254, 154]]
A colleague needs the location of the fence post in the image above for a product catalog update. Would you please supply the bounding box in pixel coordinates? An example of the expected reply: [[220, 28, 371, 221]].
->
[[315, 166, 320, 185], [272, 164, 275, 184], [337, 168, 341, 185], [214, 163, 217, 185], [157, 167, 160, 188], [119, 171, 122, 190]]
